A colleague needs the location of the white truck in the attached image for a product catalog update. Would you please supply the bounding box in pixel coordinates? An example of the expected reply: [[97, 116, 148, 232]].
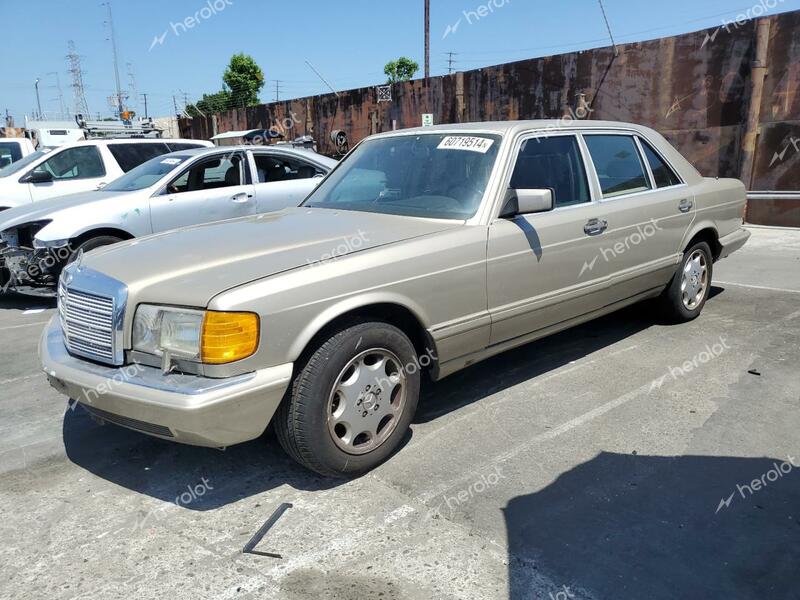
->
[[0, 138, 212, 211]]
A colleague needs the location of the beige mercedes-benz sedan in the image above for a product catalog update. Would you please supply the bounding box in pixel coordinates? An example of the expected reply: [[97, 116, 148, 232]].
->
[[41, 120, 750, 476]]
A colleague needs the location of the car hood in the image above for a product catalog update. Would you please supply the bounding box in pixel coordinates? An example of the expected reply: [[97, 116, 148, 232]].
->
[[82, 207, 461, 307], [0, 190, 121, 232]]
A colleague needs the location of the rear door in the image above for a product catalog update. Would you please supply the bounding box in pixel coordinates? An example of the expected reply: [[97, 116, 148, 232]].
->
[[487, 133, 615, 345], [106, 142, 171, 174], [580, 132, 695, 301], [149, 151, 256, 231], [250, 151, 325, 212]]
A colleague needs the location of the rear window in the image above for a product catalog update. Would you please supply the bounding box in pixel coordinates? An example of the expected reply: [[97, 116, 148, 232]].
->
[[639, 138, 682, 188], [108, 143, 171, 172]]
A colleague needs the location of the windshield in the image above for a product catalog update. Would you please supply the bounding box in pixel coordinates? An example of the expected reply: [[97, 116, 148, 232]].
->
[[102, 154, 193, 192], [0, 149, 49, 178], [304, 133, 501, 220]]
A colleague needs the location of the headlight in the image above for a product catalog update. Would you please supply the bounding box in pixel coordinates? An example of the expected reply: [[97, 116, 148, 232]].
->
[[33, 237, 71, 249], [132, 305, 259, 364]]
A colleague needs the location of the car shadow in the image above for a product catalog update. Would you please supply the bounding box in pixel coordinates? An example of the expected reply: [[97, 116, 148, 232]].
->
[[62, 408, 344, 510], [505, 451, 800, 600], [61, 289, 728, 512], [416, 291, 729, 424], [0, 292, 56, 310]]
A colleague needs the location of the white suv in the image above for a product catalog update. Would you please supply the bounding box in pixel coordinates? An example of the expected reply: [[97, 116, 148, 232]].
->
[[0, 138, 213, 210]]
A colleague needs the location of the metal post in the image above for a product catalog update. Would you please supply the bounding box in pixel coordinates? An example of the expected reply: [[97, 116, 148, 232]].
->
[[740, 18, 771, 190], [424, 0, 430, 79], [34, 78, 42, 118]]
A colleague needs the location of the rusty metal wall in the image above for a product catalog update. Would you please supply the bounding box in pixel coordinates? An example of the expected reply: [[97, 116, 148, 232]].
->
[[180, 10, 800, 226]]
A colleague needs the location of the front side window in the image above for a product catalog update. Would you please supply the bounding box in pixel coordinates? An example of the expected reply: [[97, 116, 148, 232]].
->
[[108, 143, 170, 172], [167, 154, 244, 194], [639, 138, 682, 188], [0, 149, 48, 178], [253, 154, 322, 183], [31, 146, 105, 181], [584, 135, 651, 198], [304, 133, 501, 220], [509, 136, 590, 207]]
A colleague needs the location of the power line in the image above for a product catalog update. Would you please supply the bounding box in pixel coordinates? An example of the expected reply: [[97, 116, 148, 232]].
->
[[597, 0, 618, 56], [445, 52, 459, 74]]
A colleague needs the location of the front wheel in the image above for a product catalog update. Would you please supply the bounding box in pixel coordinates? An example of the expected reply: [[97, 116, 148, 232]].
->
[[274, 321, 421, 477], [68, 235, 125, 264], [658, 241, 713, 322]]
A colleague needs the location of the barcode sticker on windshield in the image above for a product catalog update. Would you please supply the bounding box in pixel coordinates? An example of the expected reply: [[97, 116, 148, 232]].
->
[[161, 158, 182, 165], [437, 136, 495, 153]]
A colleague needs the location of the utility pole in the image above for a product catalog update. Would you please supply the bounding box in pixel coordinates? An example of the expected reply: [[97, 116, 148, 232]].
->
[[446, 52, 458, 74], [102, 1, 125, 118], [140, 93, 149, 119], [66, 40, 90, 117], [34, 78, 42, 119], [274, 80, 283, 102], [424, 0, 430, 79], [173, 95, 179, 117]]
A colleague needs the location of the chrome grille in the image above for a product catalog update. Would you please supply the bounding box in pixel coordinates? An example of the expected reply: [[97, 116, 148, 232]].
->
[[59, 282, 116, 364]]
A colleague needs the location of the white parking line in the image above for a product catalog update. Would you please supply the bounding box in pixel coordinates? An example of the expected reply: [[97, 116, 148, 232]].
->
[[0, 321, 50, 332], [715, 281, 800, 294], [0, 374, 41, 386], [415, 378, 655, 504]]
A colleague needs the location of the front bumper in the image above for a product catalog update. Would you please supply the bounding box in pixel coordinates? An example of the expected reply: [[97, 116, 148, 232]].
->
[[40, 316, 293, 447], [718, 227, 751, 260]]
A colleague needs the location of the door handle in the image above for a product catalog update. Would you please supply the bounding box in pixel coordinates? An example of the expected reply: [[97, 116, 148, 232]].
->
[[231, 192, 253, 203], [584, 218, 608, 236], [678, 199, 693, 213]]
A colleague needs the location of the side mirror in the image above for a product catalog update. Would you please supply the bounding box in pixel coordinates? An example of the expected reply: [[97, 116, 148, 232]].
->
[[500, 188, 554, 217], [23, 169, 54, 184]]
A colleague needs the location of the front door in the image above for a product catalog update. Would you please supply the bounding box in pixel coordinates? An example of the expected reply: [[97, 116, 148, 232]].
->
[[26, 146, 108, 202], [487, 134, 613, 345], [149, 152, 256, 232]]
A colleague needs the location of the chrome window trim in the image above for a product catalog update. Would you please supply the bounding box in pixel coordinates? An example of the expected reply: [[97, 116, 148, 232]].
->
[[59, 263, 128, 366]]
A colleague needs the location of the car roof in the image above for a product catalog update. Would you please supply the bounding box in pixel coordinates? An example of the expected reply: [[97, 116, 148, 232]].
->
[[371, 119, 656, 138], [163, 145, 337, 166], [49, 138, 213, 149]]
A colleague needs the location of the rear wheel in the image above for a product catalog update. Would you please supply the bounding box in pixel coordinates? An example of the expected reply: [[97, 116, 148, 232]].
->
[[275, 321, 420, 477], [658, 241, 713, 322]]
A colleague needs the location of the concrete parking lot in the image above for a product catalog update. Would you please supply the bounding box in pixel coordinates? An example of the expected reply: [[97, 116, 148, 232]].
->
[[1, 226, 798, 600]]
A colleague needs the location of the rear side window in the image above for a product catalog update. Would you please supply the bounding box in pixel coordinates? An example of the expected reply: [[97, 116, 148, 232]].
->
[[510, 135, 590, 207], [253, 154, 323, 183], [584, 135, 651, 198], [108, 143, 170, 172], [639, 138, 681, 188]]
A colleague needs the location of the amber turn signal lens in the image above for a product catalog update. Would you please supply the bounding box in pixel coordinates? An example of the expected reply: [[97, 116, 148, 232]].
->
[[201, 311, 259, 364]]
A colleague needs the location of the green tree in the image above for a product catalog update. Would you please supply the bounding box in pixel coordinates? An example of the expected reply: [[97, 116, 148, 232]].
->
[[189, 90, 233, 117], [384, 57, 419, 83], [224, 53, 265, 108]]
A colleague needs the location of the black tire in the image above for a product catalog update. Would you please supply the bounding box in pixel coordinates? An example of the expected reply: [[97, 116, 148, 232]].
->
[[274, 321, 421, 477], [658, 241, 713, 322], [68, 235, 125, 263]]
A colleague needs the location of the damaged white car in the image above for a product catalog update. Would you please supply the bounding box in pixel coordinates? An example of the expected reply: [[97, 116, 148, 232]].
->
[[0, 145, 336, 296]]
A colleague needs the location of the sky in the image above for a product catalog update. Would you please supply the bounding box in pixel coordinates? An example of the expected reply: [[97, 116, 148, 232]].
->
[[2, 0, 800, 123]]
